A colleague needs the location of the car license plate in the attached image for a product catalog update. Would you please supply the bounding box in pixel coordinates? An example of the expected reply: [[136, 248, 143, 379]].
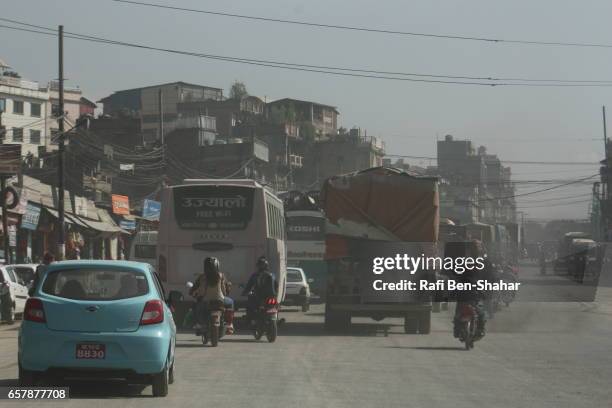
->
[[76, 343, 106, 359]]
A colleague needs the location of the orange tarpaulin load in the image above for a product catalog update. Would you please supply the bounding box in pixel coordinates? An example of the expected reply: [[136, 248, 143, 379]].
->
[[322, 167, 439, 243]]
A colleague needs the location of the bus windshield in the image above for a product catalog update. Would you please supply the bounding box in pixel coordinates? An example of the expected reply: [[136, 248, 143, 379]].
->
[[173, 185, 255, 230]]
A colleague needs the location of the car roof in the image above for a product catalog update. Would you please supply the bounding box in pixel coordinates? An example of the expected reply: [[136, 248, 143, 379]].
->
[[45, 260, 152, 273]]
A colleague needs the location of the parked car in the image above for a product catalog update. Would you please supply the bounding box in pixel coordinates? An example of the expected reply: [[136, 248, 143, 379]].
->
[[10, 264, 39, 288], [0, 265, 29, 323], [283, 267, 311, 312], [19, 260, 176, 397]]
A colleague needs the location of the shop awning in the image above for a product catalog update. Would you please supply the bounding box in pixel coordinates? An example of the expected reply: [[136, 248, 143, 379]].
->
[[45, 208, 125, 234], [45, 208, 90, 228], [75, 216, 124, 234]]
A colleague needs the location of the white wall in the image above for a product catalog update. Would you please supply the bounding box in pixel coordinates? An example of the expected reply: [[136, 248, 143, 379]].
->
[[0, 78, 50, 157]]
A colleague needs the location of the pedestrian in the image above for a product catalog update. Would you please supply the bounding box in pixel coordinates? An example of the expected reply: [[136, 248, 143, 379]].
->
[[0, 271, 13, 324], [29, 252, 55, 296]]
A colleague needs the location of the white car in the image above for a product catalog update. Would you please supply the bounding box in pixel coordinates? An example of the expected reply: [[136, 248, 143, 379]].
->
[[0, 265, 29, 323], [10, 264, 39, 288], [283, 267, 311, 312]]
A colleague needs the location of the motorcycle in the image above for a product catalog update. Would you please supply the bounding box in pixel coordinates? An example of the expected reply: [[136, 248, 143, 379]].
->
[[457, 303, 481, 350], [198, 301, 225, 347], [253, 297, 279, 343], [499, 264, 519, 306], [186, 282, 225, 347]]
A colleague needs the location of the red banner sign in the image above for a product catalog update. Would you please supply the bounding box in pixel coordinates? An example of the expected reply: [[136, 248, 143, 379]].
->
[[111, 194, 130, 215]]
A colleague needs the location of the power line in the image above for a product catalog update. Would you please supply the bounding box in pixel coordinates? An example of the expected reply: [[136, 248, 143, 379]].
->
[[109, 0, 612, 49], [385, 153, 598, 166], [4, 19, 612, 87], [479, 174, 599, 201]]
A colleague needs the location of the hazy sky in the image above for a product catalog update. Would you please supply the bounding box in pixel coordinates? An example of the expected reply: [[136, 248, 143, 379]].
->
[[3, 0, 609, 220]]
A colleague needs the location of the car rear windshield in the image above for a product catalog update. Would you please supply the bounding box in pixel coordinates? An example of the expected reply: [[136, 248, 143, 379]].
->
[[42, 268, 149, 300], [14, 267, 35, 283], [287, 270, 303, 282]]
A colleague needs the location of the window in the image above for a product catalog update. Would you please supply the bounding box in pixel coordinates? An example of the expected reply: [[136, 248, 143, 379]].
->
[[42, 268, 149, 300], [51, 103, 60, 117], [0, 98, 5, 113], [287, 269, 303, 283], [30, 103, 41, 117], [13, 101, 24, 114], [5, 267, 18, 283], [12, 128, 23, 142], [50, 129, 59, 145], [29, 129, 41, 145]]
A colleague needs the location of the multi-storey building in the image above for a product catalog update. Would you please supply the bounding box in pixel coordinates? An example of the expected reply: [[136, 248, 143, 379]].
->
[[98, 82, 223, 145], [0, 66, 51, 158]]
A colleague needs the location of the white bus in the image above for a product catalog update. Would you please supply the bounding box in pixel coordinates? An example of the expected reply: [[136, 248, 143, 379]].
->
[[285, 209, 327, 297], [157, 179, 287, 307], [129, 230, 158, 269]]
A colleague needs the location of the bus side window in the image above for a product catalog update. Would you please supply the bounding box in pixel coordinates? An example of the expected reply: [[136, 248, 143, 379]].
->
[[266, 202, 273, 238]]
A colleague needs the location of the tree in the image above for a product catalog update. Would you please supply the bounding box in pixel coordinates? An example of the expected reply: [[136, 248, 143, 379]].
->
[[229, 81, 248, 100]]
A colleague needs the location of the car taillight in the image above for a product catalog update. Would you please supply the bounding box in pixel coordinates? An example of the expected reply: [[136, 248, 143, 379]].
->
[[158, 255, 167, 281], [24, 298, 46, 323], [140, 300, 164, 325], [266, 297, 278, 305]]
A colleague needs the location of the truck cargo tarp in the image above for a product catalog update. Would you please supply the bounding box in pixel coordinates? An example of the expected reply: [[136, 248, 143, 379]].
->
[[322, 167, 439, 243]]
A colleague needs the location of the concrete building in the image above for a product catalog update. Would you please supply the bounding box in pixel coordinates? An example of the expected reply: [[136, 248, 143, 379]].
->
[[267, 98, 338, 140], [436, 134, 516, 225], [0, 63, 51, 158], [177, 95, 265, 140], [303, 129, 385, 188], [98, 82, 223, 145]]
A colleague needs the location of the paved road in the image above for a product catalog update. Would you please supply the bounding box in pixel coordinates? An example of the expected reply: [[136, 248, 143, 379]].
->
[[1, 263, 611, 408]]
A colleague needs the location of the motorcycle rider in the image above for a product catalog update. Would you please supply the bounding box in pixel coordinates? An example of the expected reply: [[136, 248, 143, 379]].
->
[[242, 256, 277, 325], [452, 240, 494, 339], [190, 257, 235, 335]]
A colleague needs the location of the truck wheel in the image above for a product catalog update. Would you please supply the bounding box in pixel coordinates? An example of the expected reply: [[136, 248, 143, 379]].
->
[[418, 311, 431, 334], [404, 315, 418, 334], [324, 304, 350, 331]]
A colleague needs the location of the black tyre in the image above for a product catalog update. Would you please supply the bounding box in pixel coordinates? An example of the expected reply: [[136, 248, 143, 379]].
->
[[463, 322, 472, 351], [210, 326, 219, 347], [324, 304, 351, 331], [404, 315, 418, 334], [266, 320, 278, 343], [18, 363, 36, 386], [152, 363, 169, 397], [418, 311, 431, 335], [168, 360, 175, 385]]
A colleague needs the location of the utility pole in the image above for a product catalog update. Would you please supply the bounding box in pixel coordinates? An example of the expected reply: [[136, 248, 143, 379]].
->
[[57, 25, 66, 260], [0, 102, 8, 263], [603, 106, 608, 160], [1, 177, 9, 264], [158, 88, 164, 145]]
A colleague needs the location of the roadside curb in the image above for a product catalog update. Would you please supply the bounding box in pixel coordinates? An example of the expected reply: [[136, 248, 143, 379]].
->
[[0, 322, 21, 331]]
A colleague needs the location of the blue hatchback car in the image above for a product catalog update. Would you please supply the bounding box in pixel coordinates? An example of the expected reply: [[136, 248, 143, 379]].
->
[[18, 260, 176, 397]]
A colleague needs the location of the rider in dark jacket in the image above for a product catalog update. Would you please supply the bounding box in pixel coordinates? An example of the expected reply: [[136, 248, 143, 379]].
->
[[449, 240, 494, 338], [242, 256, 277, 323]]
